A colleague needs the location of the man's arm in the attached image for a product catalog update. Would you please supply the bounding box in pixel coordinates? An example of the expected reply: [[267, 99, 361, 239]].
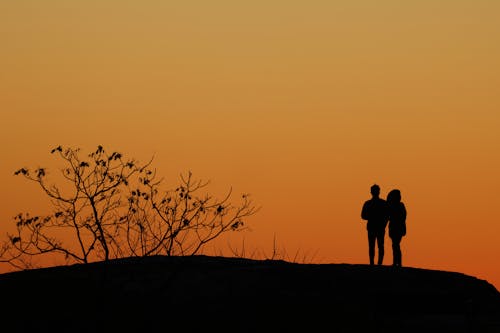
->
[[361, 201, 369, 220]]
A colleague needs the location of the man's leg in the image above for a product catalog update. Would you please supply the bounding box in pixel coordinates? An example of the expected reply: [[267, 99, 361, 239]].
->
[[376, 230, 385, 265], [368, 230, 376, 265]]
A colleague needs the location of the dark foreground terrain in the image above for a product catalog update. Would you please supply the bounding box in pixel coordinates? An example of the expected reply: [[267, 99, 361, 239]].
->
[[0, 255, 499, 333]]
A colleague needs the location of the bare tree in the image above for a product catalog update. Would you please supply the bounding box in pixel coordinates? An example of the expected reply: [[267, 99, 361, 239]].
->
[[0, 145, 259, 270], [124, 170, 258, 257], [0, 145, 147, 268]]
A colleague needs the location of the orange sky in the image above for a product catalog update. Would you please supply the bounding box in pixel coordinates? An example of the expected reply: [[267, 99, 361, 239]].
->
[[1, 1, 499, 289]]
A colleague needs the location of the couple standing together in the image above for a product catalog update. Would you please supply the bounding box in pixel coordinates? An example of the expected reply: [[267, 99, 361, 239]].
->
[[361, 184, 407, 267]]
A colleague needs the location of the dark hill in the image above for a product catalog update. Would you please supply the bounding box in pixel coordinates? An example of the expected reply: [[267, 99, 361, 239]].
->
[[1, 255, 499, 333]]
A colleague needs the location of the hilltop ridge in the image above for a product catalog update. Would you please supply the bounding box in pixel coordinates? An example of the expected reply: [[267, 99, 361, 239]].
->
[[1, 255, 499, 332]]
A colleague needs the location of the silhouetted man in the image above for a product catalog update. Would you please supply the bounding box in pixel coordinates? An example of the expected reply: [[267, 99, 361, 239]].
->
[[361, 184, 389, 265]]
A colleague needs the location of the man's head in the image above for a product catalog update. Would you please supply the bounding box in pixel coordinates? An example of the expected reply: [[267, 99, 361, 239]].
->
[[370, 184, 380, 197]]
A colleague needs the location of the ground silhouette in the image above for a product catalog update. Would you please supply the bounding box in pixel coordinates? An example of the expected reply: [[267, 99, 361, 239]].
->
[[1, 255, 499, 333]]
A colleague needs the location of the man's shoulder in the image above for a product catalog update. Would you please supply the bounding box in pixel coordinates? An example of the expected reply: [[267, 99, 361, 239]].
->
[[366, 198, 386, 204]]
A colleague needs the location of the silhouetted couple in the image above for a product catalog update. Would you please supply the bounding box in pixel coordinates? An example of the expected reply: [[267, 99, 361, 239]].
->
[[361, 184, 407, 267]]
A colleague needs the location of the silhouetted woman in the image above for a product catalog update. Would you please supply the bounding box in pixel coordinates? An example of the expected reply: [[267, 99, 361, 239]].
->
[[387, 189, 407, 267]]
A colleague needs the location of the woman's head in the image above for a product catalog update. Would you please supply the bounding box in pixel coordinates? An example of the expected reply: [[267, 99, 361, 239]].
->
[[387, 189, 401, 203]]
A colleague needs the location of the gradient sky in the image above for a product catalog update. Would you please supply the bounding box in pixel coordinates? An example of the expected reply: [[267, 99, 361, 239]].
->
[[1, 1, 499, 289]]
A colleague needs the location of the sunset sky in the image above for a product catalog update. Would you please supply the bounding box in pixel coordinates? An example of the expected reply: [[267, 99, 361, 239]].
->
[[1, 1, 499, 289]]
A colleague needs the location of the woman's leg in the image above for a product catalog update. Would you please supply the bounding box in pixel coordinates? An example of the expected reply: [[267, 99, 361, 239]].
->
[[392, 236, 402, 266], [398, 237, 403, 267]]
